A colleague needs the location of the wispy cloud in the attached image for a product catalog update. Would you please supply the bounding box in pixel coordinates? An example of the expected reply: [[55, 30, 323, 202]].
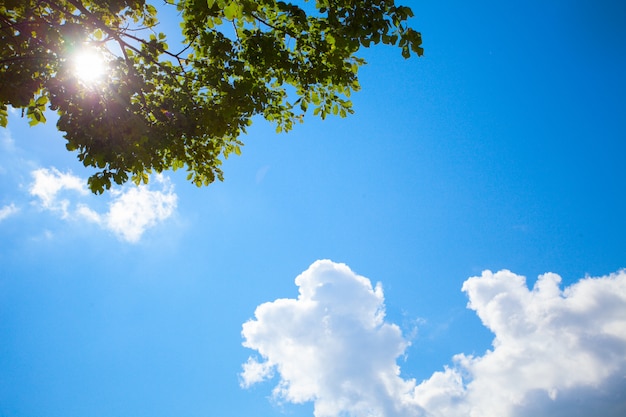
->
[[30, 168, 89, 217], [241, 260, 626, 417], [0, 129, 15, 153], [29, 167, 177, 243], [99, 177, 178, 243], [0, 203, 19, 221], [256, 165, 271, 184]]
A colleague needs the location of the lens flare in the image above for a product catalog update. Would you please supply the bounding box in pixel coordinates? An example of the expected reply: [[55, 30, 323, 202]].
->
[[73, 49, 106, 83]]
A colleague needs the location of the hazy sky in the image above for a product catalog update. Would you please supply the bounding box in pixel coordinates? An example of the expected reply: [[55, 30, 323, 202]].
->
[[1, 1, 625, 417]]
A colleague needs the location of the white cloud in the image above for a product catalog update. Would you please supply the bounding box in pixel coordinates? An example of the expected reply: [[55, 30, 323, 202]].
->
[[102, 176, 177, 243], [1, 129, 15, 152], [241, 261, 626, 417], [0, 203, 19, 221], [29, 168, 177, 242], [436, 269, 626, 417], [241, 260, 424, 417], [30, 167, 88, 217], [241, 356, 275, 387]]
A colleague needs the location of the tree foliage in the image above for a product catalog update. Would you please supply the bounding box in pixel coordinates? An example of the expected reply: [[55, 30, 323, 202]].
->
[[0, 0, 422, 193]]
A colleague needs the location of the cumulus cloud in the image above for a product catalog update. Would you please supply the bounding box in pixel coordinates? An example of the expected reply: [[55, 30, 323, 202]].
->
[[417, 269, 626, 417], [0, 203, 19, 221], [241, 261, 626, 417], [29, 167, 177, 242], [241, 260, 422, 417]]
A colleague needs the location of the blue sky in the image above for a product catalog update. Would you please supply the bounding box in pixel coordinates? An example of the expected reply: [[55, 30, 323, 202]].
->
[[1, 1, 625, 416]]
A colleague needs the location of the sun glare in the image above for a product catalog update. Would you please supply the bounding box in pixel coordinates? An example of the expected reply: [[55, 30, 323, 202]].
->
[[73, 49, 107, 84]]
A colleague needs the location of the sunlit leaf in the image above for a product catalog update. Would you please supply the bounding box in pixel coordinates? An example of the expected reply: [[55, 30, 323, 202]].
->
[[0, 0, 422, 194]]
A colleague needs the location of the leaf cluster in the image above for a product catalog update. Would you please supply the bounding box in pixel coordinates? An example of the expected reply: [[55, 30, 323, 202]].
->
[[1, 0, 422, 193]]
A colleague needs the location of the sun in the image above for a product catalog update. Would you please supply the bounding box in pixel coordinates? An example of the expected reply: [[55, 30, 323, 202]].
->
[[73, 48, 107, 84]]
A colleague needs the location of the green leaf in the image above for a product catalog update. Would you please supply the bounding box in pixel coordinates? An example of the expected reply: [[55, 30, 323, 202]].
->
[[311, 92, 321, 105], [223, 1, 241, 20], [35, 95, 47, 106], [0, 106, 7, 128], [0, 0, 422, 194]]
